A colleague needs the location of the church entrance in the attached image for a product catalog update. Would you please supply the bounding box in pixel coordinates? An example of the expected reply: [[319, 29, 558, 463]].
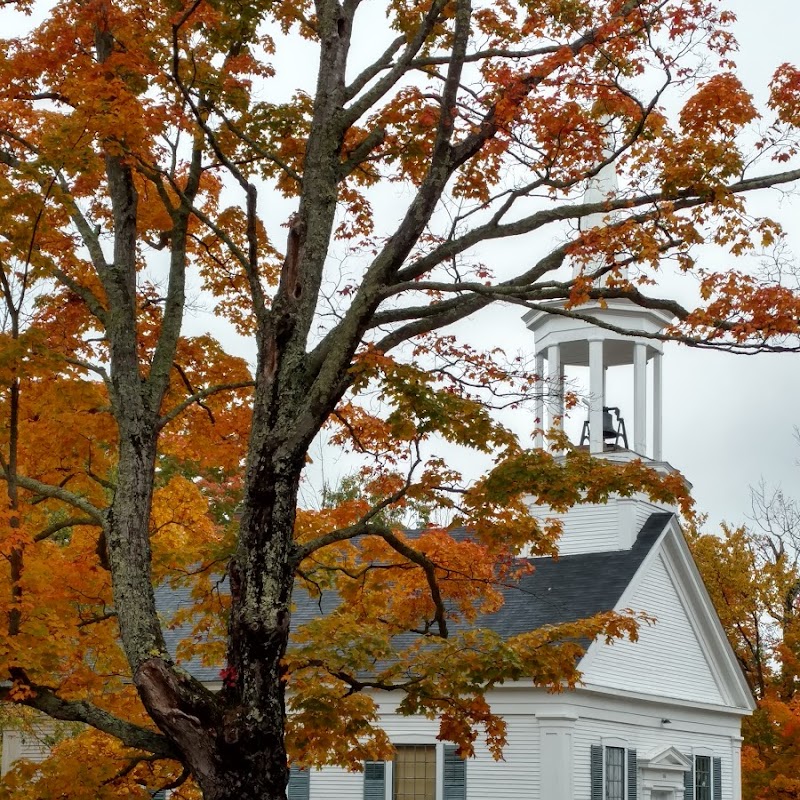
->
[[639, 746, 693, 800]]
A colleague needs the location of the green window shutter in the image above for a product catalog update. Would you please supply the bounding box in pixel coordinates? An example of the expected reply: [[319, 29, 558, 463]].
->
[[627, 749, 638, 800], [364, 761, 386, 800], [684, 756, 694, 800], [288, 765, 310, 800], [591, 745, 603, 800], [712, 757, 722, 800], [443, 744, 467, 800]]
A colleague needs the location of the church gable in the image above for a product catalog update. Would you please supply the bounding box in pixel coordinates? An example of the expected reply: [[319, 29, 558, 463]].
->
[[579, 542, 727, 706]]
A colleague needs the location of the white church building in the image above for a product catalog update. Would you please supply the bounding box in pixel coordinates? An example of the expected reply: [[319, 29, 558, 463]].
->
[[268, 299, 753, 800], [0, 300, 754, 800]]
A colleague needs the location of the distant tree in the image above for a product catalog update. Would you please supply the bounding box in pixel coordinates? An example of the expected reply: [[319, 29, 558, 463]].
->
[[690, 485, 800, 800], [320, 472, 440, 528], [1, 0, 800, 798]]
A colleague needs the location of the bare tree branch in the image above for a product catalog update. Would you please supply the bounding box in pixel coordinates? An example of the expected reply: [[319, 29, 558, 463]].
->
[[158, 381, 255, 430], [34, 516, 100, 542], [2, 683, 178, 759], [341, 1, 449, 126], [294, 445, 423, 562], [381, 530, 448, 638], [10, 474, 104, 523]]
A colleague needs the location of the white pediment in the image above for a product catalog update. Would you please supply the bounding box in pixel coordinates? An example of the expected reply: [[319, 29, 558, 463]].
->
[[640, 746, 692, 797], [639, 746, 692, 772], [579, 516, 755, 712]]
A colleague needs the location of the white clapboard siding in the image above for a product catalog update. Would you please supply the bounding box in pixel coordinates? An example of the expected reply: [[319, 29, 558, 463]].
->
[[466, 716, 539, 800], [531, 503, 620, 555], [528, 497, 669, 556], [307, 711, 538, 800], [1, 726, 52, 775], [308, 765, 363, 800], [582, 552, 725, 705], [375, 709, 440, 743], [571, 715, 734, 800], [19, 730, 50, 762], [635, 500, 657, 533]]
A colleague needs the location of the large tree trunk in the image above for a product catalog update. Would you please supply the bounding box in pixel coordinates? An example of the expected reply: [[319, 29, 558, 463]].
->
[[175, 474, 301, 800], [197, 768, 290, 800], [203, 416, 305, 800], [218, 481, 298, 800], [128, 453, 300, 800]]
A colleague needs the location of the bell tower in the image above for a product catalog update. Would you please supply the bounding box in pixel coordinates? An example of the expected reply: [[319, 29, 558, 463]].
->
[[523, 299, 671, 461], [523, 139, 672, 462], [521, 151, 684, 554]]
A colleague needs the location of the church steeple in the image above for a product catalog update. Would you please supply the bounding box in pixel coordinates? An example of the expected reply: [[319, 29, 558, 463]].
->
[[521, 152, 684, 554], [524, 137, 671, 461], [523, 302, 682, 554]]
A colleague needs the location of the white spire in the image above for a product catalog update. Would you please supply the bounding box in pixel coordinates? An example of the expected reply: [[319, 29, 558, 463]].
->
[[573, 134, 625, 281], [579, 161, 618, 231]]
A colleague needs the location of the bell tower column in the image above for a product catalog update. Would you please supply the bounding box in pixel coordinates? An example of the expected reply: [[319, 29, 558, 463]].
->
[[653, 351, 663, 460], [547, 344, 563, 431], [588, 338, 604, 454], [634, 341, 647, 454], [534, 353, 545, 449]]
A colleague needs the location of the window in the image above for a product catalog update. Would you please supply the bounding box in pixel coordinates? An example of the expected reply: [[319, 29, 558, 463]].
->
[[394, 746, 436, 800], [590, 743, 637, 800], [694, 755, 712, 800], [684, 753, 721, 800], [605, 746, 625, 800], [363, 744, 466, 800]]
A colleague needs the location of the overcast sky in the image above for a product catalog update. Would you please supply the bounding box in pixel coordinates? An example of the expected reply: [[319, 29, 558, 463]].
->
[[4, 0, 799, 531], [654, 0, 800, 527]]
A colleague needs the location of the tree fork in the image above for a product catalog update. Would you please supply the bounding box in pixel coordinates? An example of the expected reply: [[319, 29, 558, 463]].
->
[[134, 656, 290, 800]]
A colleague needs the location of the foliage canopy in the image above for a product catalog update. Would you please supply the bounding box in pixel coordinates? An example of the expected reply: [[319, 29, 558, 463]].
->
[[0, 0, 799, 797]]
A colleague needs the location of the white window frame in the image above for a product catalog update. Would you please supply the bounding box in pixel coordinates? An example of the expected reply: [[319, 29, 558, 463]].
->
[[692, 747, 715, 800], [602, 737, 630, 800], [383, 741, 446, 800]]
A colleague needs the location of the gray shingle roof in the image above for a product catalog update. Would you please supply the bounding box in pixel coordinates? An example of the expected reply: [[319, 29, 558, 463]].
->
[[481, 511, 671, 637], [156, 512, 672, 682]]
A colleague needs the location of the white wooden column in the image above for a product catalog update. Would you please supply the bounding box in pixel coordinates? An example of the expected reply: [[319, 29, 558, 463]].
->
[[547, 344, 562, 431], [588, 339, 604, 454], [633, 342, 647, 454], [539, 713, 577, 800], [732, 738, 743, 800], [653, 350, 663, 460], [1, 730, 21, 775], [534, 352, 545, 448]]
